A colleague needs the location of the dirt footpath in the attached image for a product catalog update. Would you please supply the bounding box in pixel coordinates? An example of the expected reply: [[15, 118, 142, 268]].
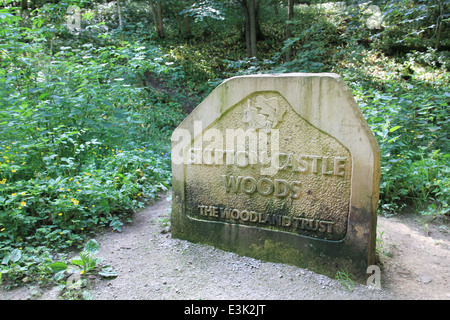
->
[[1, 193, 449, 300], [376, 211, 450, 300]]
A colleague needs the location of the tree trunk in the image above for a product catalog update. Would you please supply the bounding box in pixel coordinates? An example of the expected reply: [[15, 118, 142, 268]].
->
[[272, 0, 279, 17], [183, 15, 191, 38], [150, 0, 159, 34], [254, 0, 263, 41], [175, 14, 181, 34], [157, 1, 164, 38], [150, 0, 164, 38], [117, 0, 123, 29], [285, 0, 294, 62], [249, 0, 257, 58], [434, 0, 444, 50], [20, 0, 27, 27], [238, 0, 260, 58], [241, 3, 252, 57], [435, 19, 442, 51]]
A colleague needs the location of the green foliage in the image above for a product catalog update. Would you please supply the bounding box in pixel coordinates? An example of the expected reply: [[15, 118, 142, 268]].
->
[[1, 245, 56, 287], [49, 239, 117, 280], [181, 0, 226, 22], [0, 0, 449, 289], [375, 0, 449, 52], [70, 239, 102, 274], [0, 143, 172, 246], [45, 238, 117, 299], [0, 4, 180, 287], [276, 3, 343, 72], [333, 43, 449, 215], [336, 267, 355, 292]]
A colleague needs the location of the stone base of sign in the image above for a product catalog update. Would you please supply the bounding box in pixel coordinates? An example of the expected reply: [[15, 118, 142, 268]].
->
[[171, 73, 380, 282]]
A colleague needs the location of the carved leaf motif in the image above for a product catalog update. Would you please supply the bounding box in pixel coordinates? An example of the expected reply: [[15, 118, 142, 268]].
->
[[242, 96, 286, 131], [254, 96, 286, 127], [243, 105, 266, 130]]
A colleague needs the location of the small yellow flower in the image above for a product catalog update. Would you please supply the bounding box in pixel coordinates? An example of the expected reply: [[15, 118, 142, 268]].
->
[[11, 193, 17, 196], [71, 198, 79, 205], [20, 201, 26, 207], [80, 270, 85, 275], [1, 228, 5, 232], [19, 207, 22, 209], [58, 213, 63, 216], [11, 169, 16, 173]]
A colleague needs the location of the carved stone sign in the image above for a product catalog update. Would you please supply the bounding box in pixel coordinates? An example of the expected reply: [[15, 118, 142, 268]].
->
[[171, 74, 380, 281]]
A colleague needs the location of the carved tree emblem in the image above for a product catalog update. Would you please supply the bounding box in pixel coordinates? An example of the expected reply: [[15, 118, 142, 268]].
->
[[242, 95, 286, 132]]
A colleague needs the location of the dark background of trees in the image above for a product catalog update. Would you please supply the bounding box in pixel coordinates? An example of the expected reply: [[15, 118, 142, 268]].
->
[[7, 0, 449, 59]]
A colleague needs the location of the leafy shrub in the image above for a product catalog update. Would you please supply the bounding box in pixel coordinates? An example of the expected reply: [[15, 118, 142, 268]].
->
[[0, 8, 180, 286], [336, 45, 449, 215]]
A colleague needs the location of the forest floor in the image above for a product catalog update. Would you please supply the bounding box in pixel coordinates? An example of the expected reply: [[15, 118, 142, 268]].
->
[[1, 192, 449, 300]]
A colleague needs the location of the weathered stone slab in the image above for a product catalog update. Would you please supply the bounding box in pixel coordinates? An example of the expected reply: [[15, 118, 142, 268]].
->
[[171, 73, 380, 281]]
